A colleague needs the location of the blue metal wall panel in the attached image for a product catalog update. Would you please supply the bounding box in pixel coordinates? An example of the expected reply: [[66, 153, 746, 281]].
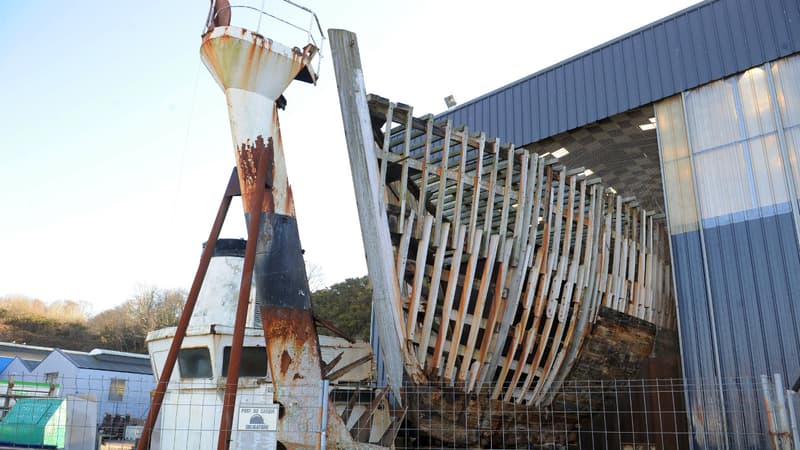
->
[[674, 14, 695, 88], [573, 61, 587, 126], [439, 0, 800, 146], [631, 34, 649, 106], [784, 0, 800, 48], [670, 230, 726, 449], [699, 211, 800, 449]]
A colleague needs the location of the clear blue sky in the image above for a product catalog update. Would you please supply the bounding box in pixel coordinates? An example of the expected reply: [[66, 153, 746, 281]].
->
[[0, 0, 698, 314]]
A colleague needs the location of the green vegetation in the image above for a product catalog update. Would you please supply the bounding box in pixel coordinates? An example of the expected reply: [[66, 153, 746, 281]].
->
[[0, 276, 374, 352], [0, 286, 186, 353], [311, 276, 372, 341]]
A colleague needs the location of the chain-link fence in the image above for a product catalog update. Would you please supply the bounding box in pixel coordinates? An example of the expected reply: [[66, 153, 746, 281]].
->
[[0, 374, 797, 449]]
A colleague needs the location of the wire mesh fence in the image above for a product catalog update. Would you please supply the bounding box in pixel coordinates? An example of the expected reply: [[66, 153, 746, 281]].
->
[[0, 373, 797, 449]]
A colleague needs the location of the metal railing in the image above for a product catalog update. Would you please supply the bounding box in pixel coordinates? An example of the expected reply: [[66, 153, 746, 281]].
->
[[204, 0, 326, 77]]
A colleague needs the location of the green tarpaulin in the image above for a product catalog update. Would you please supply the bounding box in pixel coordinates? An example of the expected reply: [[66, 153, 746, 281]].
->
[[0, 398, 66, 448]]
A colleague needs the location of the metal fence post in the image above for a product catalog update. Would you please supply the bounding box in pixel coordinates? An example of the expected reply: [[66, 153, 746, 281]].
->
[[319, 379, 329, 450], [786, 388, 800, 450]]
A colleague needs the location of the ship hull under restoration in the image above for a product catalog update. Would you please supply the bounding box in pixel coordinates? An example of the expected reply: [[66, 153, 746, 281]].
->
[[331, 29, 680, 447]]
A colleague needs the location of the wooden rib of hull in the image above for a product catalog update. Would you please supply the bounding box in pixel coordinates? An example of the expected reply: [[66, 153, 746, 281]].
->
[[365, 94, 677, 406]]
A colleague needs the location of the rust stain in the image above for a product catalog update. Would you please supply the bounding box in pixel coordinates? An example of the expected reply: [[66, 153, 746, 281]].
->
[[261, 136, 275, 213], [261, 305, 322, 383], [235, 136, 274, 215], [263, 307, 313, 342], [284, 183, 295, 217], [280, 350, 292, 376]]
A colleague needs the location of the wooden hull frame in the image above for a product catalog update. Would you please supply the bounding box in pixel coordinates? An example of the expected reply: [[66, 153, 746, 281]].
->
[[330, 29, 678, 446]]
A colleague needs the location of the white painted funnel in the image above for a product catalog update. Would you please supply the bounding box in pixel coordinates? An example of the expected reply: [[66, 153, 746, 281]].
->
[[200, 26, 318, 217]]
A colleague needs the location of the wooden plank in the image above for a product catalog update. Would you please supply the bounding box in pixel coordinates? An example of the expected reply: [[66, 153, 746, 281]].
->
[[321, 351, 345, 377], [433, 120, 452, 245], [407, 215, 434, 342], [327, 354, 373, 382], [537, 179, 593, 404], [395, 210, 416, 298], [545, 169, 570, 313], [416, 117, 434, 237], [340, 385, 360, 427], [353, 386, 388, 443], [330, 30, 418, 398], [418, 223, 451, 368], [617, 202, 629, 312], [475, 237, 514, 382], [529, 153, 546, 251], [430, 225, 467, 372], [635, 209, 646, 318], [531, 176, 584, 403], [498, 144, 515, 239], [378, 406, 407, 447], [458, 233, 500, 383], [377, 148, 519, 211], [488, 245, 541, 399], [444, 230, 483, 383], [517, 168, 567, 403], [467, 133, 485, 254], [379, 102, 395, 204], [483, 152, 543, 392], [643, 213, 654, 323], [398, 104, 413, 233], [611, 194, 623, 311], [368, 96, 486, 150], [516, 153, 539, 266], [482, 140, 500, 256], [502, 166, 555, 403], [451, 128, 469, 248], [314, 316, 355, 343], [541, 183, 604, 406], [600, 193, 615, 308], [511, 152, 530, 263]]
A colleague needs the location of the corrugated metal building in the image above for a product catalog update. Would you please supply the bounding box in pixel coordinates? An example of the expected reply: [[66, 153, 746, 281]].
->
[[435, 0, 800, 448], [0, 343, 154, 425]]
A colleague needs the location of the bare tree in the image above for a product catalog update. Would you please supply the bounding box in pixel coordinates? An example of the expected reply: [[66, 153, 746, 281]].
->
[[305, 261, 327, 292]]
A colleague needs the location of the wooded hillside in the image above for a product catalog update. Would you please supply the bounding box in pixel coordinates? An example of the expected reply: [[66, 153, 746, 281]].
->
[[0, 276, 373, 353]]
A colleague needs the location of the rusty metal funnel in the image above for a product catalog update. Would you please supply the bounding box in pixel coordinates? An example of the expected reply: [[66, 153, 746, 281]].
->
[[200, 26, 317, 218], [200, 22, 320, 316]]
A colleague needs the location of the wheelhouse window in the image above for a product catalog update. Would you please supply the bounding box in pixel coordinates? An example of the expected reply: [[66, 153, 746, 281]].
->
[[222, 346, 268, 377], [178, 347, 213, 378]]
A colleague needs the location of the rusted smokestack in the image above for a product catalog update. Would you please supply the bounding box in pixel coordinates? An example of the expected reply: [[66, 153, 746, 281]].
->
[[200, 25, 318, 312]]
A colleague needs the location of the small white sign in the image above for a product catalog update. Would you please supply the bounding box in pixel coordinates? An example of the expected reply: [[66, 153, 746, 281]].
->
[[237, 405, 279, 431]]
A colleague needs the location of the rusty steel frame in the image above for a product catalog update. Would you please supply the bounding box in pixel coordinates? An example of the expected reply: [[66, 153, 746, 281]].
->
[[216, 138, 272, 450], [136, 168, 241, 450], [140, 140, 284, 450]]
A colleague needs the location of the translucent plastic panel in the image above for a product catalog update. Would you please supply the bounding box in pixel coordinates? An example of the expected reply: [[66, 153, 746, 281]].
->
[[737, 67, 778, 136], [771, 54, 800, 128], [662, 158, 699, 233], [693, 144, 753, 220], [772, 54, 800, 198], [658, 96, 691, 162], [685, 80, 739, 152], [748, 134, 789, 207], [656, 96, 699, 233], [785, 127, 800, 193]]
